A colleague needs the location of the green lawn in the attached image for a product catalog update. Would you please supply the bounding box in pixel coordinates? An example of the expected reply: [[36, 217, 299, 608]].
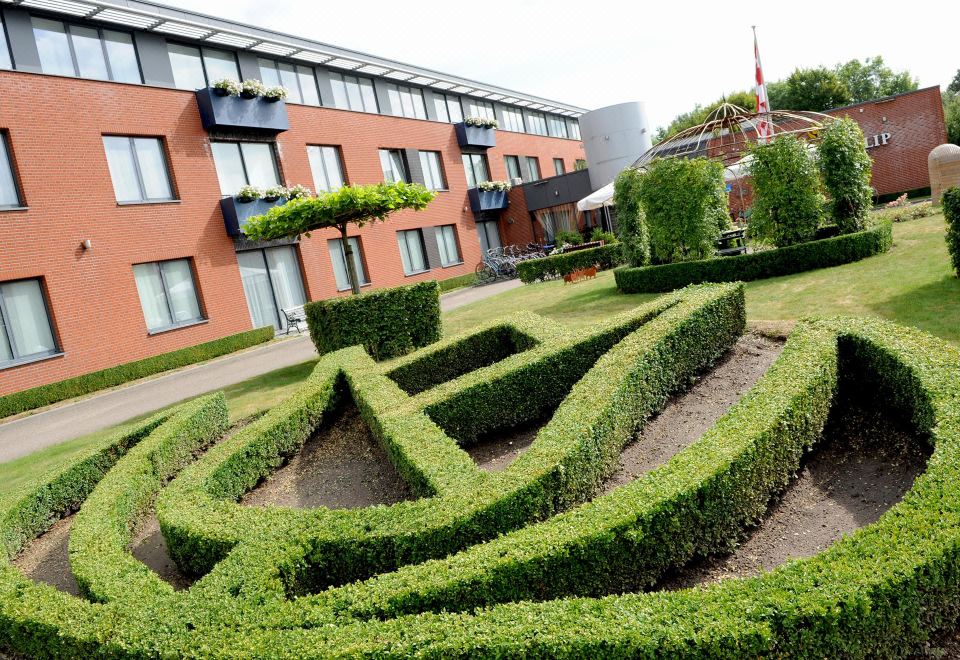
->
[[2, 214, 956, 488]]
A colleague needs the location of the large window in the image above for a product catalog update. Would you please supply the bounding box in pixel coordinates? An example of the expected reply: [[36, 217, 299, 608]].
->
[[387, 84, 427, 120], [103, 136, 174, 203], [476, 220, 501, 255], [526, 111, 548, 136], [397, 229, 428, 275], [524, 156, 541, 182], [418, 151, 446, 191], [258, 58, 320, 105], [462, 153, 489, 188], [379, 149, 409, 184], [0, 279, 58, 368], [568, 119, 581, 140], [547, 115, 569, 139], [501, 107, 525, 133], [327, 237, 369, 291], [504, 155, 522, 183], [236, 246, 306, 332], [464, 99, 495, 121], [211, 142, 280, 195], [553, 158, 566, 176], [1, 17, 13, 69], [307, 145, 345, 193], [133, 259, 204, 333], [168, 43, 239, 90], [329, 72, 378, 112], [435, 225, 461, 266], [433, 93, 463, 123], [0, 134, 22, 209], [32, 17, 140, 83]]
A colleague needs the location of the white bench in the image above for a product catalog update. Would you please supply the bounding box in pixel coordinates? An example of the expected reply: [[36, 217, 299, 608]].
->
[[281, 305, 308, 335]]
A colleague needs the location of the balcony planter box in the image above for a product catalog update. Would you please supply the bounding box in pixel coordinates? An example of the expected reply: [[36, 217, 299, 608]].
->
[[196, 88, 289, 134], [468, 188, 509, 212], [221, 197, 286, 237], [455, 123, 496, 149]]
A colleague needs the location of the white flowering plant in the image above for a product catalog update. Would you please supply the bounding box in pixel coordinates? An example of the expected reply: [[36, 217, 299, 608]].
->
[[264, 86, 289, 101], [212, 78, 241, 96], [477, 180, 511, 192], [240, 79, 265, 98], [464, 116, 499, 129], [262, 185, 287, 201], [285, 184, 313, 200], [236, 185, 263, 202]]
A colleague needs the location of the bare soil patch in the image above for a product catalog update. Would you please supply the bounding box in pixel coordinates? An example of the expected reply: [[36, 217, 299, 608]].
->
[[10, 514, 78, 596], [658, 402, 931, 591], [600, 333, 785, 496], [129, 513, 194, 590], [241, 403, 412, 509], [466, 418, 548, 472]]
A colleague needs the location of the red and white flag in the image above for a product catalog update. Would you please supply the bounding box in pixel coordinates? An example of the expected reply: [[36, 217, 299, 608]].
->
[[753, 26, 773, 142]]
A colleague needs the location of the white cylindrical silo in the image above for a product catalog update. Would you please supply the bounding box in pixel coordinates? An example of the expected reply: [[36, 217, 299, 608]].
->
[[579, 102, 652, 191]]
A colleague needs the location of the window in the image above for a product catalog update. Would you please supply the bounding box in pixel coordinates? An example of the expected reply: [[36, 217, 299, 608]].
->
[[464, 99, 495, 121], [553, 158, 566, 176], [0, 134, 22, 209], [397, 229, 428, 275], [435, 225, 461, 266], [1, 16, 13, 69], [501, 107, 525, 133], [547, 115, 569, 139], [258, 58, 320, 105], [327, 237, 369, 291], [433, 93, 463, 123], [476, 220, 501, 255], [211, 142, 280, 195], [167, 43, 239, 90], [307, 145, 345, 193], [418, 151, 446, 191], [379, 149, 409, 184], [526, 111, 548, 136], [386, 84, 427, 120], [236, 246, 306, 332], [568, 119, 581, 140], [329, 72, 378, 112], [524, 156, 541, 182], [102, 136, 174, 203], [132, 259, 203, 333], [31, 18, 141, 83], [504, 155, 522, 183], [0, 279, 58, 368], [462, 153, 489, 188]]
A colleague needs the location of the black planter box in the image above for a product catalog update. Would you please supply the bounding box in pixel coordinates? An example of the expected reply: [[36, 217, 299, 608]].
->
[[221, 197, 287, 236], [468, 188, 509, 212], [455, 123, 496, 149], [196, 88, 290, 134]]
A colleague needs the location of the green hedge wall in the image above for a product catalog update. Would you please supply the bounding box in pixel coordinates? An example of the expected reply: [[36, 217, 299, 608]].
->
[[943, 187, 960, 278], [304, 280, 441, 360], [0, 326, 274, 420], [517, 243, 624, 283], [436, 272, 477, 293], [615, 220, 892, 293]]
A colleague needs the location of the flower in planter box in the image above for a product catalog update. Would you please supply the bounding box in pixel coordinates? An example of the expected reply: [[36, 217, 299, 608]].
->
[[262, 185, 287, 202], [212, 78, 241, 96], [285, 184, 313, 200], [236, 185, 263, 203], [240, 79, 265, 98], [264, 86, 289, 102], [477, 180, 511, 192], [464, 116, 499, 129]]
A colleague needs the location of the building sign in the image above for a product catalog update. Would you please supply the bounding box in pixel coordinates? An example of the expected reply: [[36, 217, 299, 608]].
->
[[865, 132, 892, 149]]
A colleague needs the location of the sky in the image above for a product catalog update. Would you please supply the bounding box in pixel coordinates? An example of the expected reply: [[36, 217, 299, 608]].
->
[[161, 0, 958, 131]]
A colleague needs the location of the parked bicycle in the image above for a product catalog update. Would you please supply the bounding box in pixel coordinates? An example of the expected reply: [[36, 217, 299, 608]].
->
[[474, 244, 546, 284]]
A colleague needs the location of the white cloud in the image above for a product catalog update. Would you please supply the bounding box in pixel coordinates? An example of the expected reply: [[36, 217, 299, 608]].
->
[[162, 0, 956, 130]]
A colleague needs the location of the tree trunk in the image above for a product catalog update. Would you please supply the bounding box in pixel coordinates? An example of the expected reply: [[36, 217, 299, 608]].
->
[[340, 225, 361, 295]]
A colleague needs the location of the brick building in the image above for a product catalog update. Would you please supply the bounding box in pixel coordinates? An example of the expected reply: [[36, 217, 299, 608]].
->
[[0, 1, 588, 395]]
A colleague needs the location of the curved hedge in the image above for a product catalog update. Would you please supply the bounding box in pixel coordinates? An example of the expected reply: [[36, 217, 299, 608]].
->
[[3, 291, 960, 657], [517, 243, 624, 283], [615, 220, 893, 293]]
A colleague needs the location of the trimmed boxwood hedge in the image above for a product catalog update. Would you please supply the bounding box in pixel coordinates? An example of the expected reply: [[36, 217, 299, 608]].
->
[[4, 298, 960, 658], [517, 242, 624, 283], [0, 326, 273, 420], [304, 280, 441, 360], [615, 220, 893, 293]]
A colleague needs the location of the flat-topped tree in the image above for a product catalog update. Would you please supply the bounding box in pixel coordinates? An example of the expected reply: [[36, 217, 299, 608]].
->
[[244, 182, 436, 294]]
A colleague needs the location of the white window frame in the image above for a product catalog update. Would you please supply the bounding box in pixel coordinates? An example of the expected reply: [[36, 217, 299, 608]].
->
[[435, 224, 461, 267], [397, 229, 429, 275], [103, 136, 175, 203]]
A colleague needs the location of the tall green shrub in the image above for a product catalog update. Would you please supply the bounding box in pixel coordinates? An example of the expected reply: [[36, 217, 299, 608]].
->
[[747, 135, 824, 247], [637, 157, 729, 264], [944, 187, 960, 277], [611, 168, 649, 266], [818, 117, 873, 233]]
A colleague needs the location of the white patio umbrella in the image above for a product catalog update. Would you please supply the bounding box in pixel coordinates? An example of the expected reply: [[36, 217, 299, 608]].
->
[[576, 181, 615, 212]]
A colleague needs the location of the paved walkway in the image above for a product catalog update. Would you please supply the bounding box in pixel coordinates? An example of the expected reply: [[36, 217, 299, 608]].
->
[[0, 278, 522, 463]]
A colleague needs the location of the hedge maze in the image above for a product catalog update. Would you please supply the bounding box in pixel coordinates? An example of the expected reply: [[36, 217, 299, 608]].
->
[[3, 282, 960, 657]]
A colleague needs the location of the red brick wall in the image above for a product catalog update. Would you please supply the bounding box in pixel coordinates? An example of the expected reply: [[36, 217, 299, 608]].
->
[[0, 69, 583, 394]]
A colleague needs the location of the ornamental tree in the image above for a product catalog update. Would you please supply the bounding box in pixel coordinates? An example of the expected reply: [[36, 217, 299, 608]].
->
[[818, 117, 874, 233], [244, 181, 435, 294], [944, 187, 960, 278]]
